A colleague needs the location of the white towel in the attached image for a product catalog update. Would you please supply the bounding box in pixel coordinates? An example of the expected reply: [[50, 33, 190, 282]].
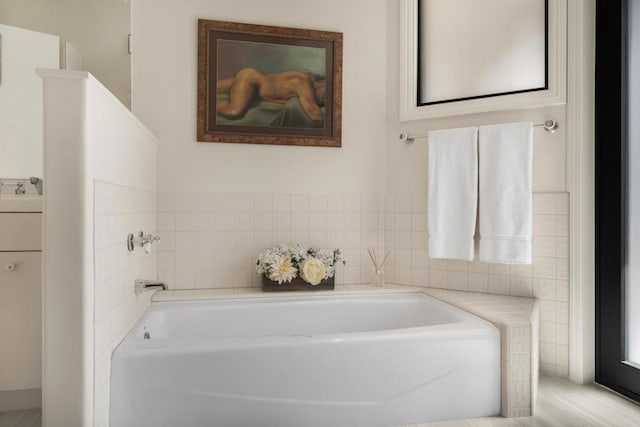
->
[[479, 122, 533, 264], [427, 127, 478, 261]]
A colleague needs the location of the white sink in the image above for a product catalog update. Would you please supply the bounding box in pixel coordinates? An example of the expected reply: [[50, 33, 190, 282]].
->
[[0, 196, 43, 212]]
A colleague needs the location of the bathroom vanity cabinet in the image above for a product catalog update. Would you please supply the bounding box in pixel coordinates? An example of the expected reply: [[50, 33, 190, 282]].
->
[[0, 197, 42, 411]]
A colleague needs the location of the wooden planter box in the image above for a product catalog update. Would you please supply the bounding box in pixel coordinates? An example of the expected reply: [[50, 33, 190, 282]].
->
[[262, 276, 335, 292]]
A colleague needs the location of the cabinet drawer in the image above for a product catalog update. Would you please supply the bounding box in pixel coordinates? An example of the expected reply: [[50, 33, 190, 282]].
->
[[0, 213, 42, 251]]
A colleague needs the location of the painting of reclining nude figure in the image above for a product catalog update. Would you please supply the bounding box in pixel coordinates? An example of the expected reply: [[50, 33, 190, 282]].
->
[[197, 19, 343, 147]]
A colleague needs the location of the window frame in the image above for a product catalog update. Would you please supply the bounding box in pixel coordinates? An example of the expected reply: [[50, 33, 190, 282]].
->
[[595, 0, 640, 402], [398, 0, 567, 121]]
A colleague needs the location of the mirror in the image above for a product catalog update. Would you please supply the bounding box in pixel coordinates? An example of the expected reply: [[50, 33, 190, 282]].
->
[[418, 0, 547, 105], [399, 0, 566, 120], [0, 0, 130, 179], [0, 24, 59, 179]]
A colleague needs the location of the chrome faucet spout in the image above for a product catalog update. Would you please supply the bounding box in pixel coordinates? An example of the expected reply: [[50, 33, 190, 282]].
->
[[29, 177, 43, 195], [135, 279, 167, 295]]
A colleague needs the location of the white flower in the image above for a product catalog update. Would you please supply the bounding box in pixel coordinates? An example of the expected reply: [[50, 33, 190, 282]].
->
[[299, 257, 327, 285], [290, 244, 308, 263], [269, 254, 297, 284], [256, 244, 343, 284]]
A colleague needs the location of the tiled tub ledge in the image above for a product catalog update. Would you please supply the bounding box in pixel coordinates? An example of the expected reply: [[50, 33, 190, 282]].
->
[[151, 284, 418, 302], [152, 284, 539, 419], [423, 288, 540, 418]]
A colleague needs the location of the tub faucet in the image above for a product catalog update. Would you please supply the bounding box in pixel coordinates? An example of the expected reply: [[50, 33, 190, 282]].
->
[[135, 279, 167, 295]]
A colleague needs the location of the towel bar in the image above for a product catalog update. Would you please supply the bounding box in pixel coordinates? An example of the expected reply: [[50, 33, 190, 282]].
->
[[399, 119, 559, 144]]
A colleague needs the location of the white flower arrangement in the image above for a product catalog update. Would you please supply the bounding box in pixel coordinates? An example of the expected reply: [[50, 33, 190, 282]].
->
[[256, 244, 344, 285]]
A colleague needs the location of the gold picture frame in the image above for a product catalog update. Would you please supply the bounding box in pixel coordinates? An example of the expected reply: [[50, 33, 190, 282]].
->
[[197, 19, 343, 147]]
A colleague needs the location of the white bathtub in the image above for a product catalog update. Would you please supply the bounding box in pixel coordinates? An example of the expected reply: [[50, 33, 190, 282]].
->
[[110, 292, 500, 426]]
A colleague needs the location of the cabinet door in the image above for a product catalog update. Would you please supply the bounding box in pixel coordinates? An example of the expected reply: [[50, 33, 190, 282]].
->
[[0, 252, 42, 391]]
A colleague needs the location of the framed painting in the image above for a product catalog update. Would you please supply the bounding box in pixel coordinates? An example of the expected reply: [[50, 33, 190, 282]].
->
[[197, 19, 343, 147]]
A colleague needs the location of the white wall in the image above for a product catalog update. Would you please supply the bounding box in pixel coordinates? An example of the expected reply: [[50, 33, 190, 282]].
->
[[0, 0, 131, 107], [131, 0, 387, 195], [40, 69, 156, 426], [132, 0, 570, 291], [0, 24, 58, 178], [131, 0, 388, 291]]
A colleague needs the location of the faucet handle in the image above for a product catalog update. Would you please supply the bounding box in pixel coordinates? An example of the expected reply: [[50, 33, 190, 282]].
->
[[127, 231, 161, 252], [14, 181, 26, 195]]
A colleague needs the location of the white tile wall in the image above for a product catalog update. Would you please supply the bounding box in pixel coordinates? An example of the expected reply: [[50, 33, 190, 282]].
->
[[385, 192, 570, 377], [156, 193, 385, 290], [93, 181, 156, 427]]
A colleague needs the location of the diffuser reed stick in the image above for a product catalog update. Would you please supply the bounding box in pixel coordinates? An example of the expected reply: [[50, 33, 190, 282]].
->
[[367, 248, 390, 286]]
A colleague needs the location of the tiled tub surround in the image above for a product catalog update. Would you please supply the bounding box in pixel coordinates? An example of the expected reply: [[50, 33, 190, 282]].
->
[[156, 192, 385, 289], [384, 192, 569, 377], [156, 191, 566, 377], [150, 285, 538, 419], [93, 181, 157, 427]]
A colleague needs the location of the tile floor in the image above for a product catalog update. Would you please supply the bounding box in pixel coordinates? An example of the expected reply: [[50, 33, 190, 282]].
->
[[0, 409, 40, 427], [415, 376, 640, 426]]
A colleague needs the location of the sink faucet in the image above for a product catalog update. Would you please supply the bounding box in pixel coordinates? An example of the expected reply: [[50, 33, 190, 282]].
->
[[15, 181, 26, 195], [135, 279, 167, 295], [30, 177, 43, 195]]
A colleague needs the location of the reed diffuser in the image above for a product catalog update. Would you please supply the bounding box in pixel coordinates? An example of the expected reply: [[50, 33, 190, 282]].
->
[[367, 248, 390, 286]]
